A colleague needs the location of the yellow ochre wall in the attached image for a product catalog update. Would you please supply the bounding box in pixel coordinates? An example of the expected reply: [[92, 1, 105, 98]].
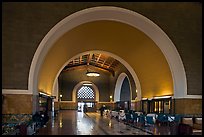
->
[[38, 20, 173, 99]]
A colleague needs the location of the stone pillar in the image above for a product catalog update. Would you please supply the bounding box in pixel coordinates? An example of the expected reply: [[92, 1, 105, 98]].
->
[[51, 97, 55, 117], [32, 94, 39, 115]]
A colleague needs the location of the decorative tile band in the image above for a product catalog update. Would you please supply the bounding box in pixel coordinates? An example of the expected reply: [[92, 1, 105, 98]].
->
[[2, 114, 32, 124]]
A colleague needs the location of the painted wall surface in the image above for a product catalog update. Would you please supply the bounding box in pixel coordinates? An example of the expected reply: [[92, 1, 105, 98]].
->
[[2, 2, 202, 96]]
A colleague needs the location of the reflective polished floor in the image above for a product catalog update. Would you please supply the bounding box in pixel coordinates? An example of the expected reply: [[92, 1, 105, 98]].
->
[[37, 110, 151, 135], [37, 110, 203, 135]]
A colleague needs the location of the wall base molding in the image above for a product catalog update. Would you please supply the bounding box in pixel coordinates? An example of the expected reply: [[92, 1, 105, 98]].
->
[[173, 95, 202, 99]]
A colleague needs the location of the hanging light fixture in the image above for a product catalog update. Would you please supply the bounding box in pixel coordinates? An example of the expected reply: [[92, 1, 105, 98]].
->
[[86, 71, 100, 77], [86, 53, 100, 77], [83, 83, 93, 86]]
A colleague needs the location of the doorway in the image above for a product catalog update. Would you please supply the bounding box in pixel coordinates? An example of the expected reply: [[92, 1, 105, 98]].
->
[[77, 85, 96, 112], [77, 101, 96, 112]]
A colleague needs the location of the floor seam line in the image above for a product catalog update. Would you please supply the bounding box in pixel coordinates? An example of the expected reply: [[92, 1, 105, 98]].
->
[[84, 113, 110, 135]]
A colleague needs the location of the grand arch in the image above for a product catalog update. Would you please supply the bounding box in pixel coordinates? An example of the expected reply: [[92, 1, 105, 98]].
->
[[29, 6, 195, 101], [52, 50, 141, 101]]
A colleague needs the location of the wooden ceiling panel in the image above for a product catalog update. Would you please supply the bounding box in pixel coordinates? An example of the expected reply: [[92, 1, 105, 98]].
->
[[63, 53, 121, 74]]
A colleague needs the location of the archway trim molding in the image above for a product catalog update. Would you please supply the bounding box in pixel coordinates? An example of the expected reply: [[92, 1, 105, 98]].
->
[[53, 79, 59, 102], [29, 6, 201, 99], [72, 81, 99, 102], [2, 89, 32, 95]]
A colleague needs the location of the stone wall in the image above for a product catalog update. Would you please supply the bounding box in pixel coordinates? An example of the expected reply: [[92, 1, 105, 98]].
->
[[96, 102, 115, 110], [174, 98, 202, 115], [2, 94, 33, 114], [59, 102, 77, 110], [54, 102, 59, 111]]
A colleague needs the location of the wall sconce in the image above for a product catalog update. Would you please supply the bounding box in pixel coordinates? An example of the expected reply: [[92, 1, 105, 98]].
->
[[110, 95, 112, 102], [59, 94, 63, 103]]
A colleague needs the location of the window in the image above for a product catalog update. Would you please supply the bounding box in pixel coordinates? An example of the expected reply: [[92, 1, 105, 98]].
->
[[77, 86, 94, 99]]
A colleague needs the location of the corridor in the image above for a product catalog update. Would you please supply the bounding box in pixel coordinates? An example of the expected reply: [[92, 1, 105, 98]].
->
[[37, 110, 151, 135]]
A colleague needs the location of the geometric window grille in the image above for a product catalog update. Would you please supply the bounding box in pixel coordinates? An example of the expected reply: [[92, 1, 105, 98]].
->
[[77, 86, 94, 99]]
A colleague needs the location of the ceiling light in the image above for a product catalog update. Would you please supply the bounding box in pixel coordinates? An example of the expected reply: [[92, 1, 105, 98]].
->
[[83, 83, 93, 86], [86, 71, 100, 77]]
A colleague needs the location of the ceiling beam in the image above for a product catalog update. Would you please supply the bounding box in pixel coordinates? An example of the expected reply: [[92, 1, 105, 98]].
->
[[101, 57, 108, 68], [63, 64, 115, 76], [108, 59, 115, 68], [79, 56, 82, 64], [96, 54, 101, 64], [87, 53, 93, 65]]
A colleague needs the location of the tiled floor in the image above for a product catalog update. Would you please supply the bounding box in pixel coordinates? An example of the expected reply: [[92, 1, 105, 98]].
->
[[86, 112, 151, 135], [36, 110, 201, 135], [37, 110, 151, 135]]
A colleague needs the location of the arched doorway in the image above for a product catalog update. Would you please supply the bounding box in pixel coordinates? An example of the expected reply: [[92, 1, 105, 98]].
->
[[114, 73, 131, 102], [114, 73, 132, 110], [77, 85, 96, 112], [72, 81, 99, 112], [119, 76, 131, 110]]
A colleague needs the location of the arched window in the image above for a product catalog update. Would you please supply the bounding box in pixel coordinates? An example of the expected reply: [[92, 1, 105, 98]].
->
[[77, 86, 94, 99]]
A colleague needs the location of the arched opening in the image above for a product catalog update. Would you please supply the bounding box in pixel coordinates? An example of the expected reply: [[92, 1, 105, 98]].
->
[[56, 50, 139, 103], [71, 81, 99, 112], [72, 81, 99, 102], [114, 73, 130, 102], [114, 73, 132, 110], [56, 51, 137, 112], [119, 76, 131, 110], [28, 6, 191, 114], [77, 85, 95, 112]]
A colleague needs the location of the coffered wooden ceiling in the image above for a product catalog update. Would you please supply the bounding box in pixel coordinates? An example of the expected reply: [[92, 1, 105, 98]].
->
[[63, 53, 121, 76]]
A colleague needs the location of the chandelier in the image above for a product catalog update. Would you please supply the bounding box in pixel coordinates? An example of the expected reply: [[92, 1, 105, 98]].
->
[[86, 71, 100, 77], [86, 54, 100, 77]]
